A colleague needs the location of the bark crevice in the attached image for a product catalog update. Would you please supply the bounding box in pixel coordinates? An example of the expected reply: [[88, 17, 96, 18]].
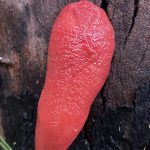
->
[[123, 0, 139, 49], [101, 0, 109, 14]]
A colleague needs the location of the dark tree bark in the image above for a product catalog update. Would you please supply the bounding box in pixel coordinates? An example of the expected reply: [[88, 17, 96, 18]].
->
[[0, 0, 150, 150]]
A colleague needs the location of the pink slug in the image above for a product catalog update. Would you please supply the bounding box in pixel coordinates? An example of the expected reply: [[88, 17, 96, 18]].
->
[[35, 0, 115, 150]]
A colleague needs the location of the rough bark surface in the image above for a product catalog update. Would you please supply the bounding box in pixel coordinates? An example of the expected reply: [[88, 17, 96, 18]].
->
[[0, 0, 150, 150]]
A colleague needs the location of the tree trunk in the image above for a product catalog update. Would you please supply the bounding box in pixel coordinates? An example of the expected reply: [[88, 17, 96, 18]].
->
[[0, 0, 150, 150]]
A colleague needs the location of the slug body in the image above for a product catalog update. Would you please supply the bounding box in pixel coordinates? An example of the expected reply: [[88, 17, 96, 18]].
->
[[35, 0, 115, 150]]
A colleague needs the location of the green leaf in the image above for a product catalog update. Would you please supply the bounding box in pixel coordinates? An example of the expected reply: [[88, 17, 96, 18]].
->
[[0, 137, 13, 150]]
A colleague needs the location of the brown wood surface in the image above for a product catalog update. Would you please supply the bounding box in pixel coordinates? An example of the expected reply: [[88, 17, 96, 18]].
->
[[0, 0, 150, 150]]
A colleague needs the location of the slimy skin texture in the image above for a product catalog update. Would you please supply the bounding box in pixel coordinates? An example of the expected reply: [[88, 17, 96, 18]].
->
[[35, 0, 115, 150]]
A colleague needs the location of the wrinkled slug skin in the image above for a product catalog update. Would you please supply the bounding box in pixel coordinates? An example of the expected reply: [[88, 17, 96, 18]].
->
[[35, 1, 115, 150]]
